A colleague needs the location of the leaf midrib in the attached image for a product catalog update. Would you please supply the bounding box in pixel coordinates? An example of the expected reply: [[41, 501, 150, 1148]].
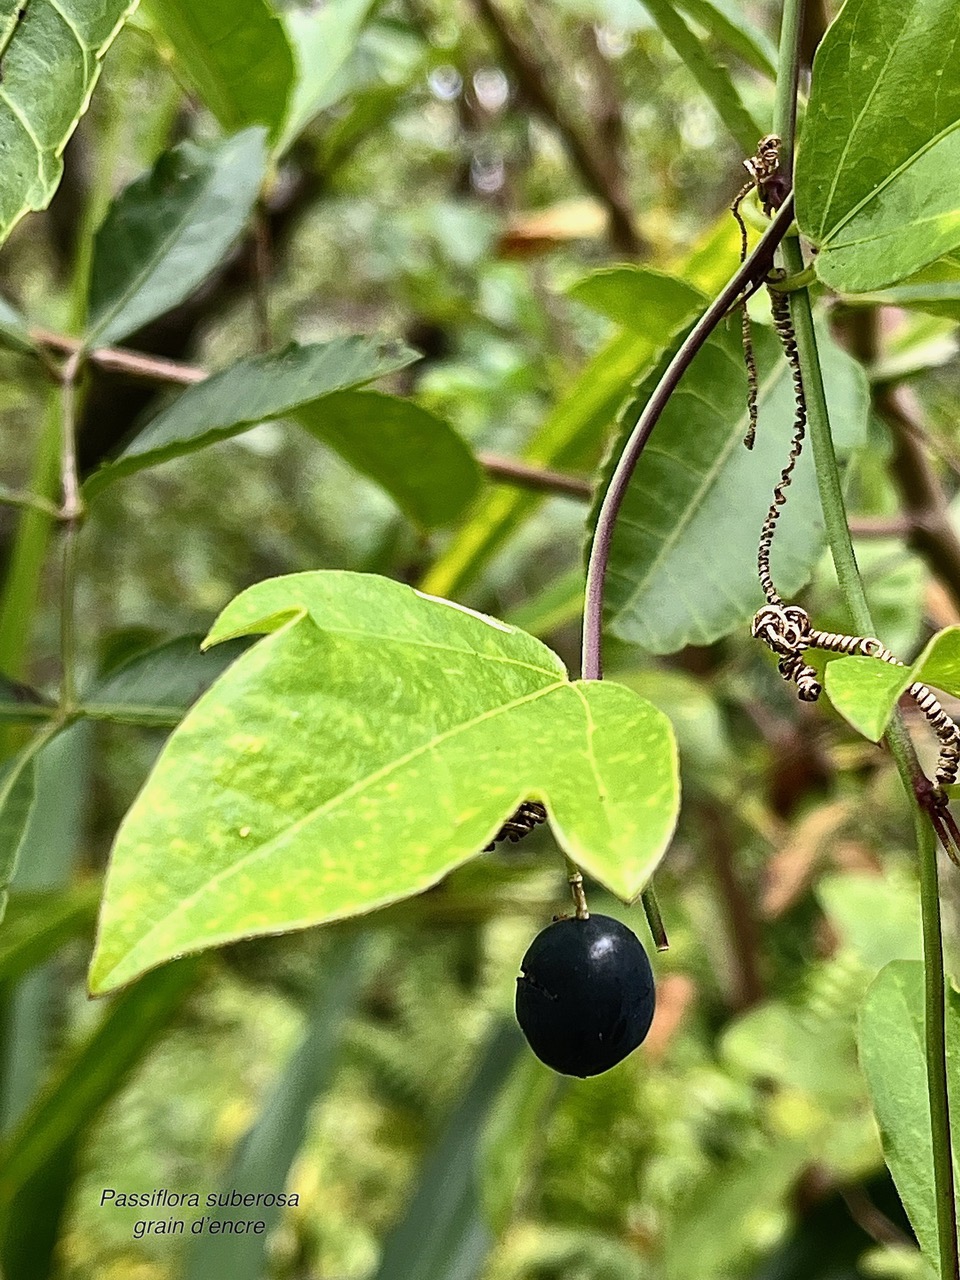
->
[[816, 17, 910, 241], [210, 601, 565, 681], [88, 145, 250, 344]]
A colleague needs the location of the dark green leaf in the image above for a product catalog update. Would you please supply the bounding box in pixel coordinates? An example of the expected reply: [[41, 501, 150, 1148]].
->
[[1, 724, 92, 1143], [0, 0, 135, 247], [142, 0, 294, 138], [183, 935, 369, 1280], [0, 886, 99, 984], [640, 0, 763, 153], [0, 1137, 77, 1280], [278, 0, 378, 153], [592, 316, 868, 653], [293, 391, 481, 530], [796, 0, 960, 291], [372, 1022, 523, 1280], [81, 635, 252, 727], [858, 960, 960, 1274], [86, 128, 268, 347], [89, 572, 680, 992], [83, 339, 418, 499]]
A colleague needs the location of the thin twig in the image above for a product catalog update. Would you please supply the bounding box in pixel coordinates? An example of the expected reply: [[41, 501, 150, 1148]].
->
[[847, 515, 913, 538], [581, 193, 796, 682], [30, 330, 600, 504], [469, 0, 643, 256], [30, 329, 206, 386], [477, 452, 591, 498]]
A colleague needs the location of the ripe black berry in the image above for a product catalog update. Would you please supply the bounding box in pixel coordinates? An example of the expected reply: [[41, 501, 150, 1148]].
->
[[515, 914, 656, 1077]]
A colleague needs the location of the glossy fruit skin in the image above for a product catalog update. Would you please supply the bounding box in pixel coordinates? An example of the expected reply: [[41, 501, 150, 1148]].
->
[[515, 914, 655, 1077]]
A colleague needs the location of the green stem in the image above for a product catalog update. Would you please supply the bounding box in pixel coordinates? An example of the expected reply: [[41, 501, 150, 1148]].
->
[[773, 4, 958, 1272], [916, 805, 960, 1278], [58, 352, 85, 713], [772, 0, 803, 172], [781, 229, 959, 1280]]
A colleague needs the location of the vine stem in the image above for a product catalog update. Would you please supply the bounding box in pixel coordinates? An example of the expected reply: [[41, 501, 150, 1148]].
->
[[773, 1, 959, 1272], [579, 187, 795, 948], [783, 245, 960, 1278]]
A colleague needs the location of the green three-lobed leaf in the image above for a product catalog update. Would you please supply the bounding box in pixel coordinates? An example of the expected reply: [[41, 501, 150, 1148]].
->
[[89, 573, 680, 993]]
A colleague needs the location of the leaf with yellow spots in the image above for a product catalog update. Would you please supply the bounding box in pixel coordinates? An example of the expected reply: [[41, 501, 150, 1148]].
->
[[89, 572, 680, 993]]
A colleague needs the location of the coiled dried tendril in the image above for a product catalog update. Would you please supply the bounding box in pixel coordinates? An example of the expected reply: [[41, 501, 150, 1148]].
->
[[734, 136, 960, 849]]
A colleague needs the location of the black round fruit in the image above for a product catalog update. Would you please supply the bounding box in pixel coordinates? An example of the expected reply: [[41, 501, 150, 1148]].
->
[[515, 914, 656, 1077]]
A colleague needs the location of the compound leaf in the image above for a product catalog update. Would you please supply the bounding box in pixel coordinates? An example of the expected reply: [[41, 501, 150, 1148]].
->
[[83, 339, 418, 498]]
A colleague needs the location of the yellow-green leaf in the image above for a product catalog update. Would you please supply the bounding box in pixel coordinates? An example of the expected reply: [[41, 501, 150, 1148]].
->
[[89, 572, 680, 993]]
